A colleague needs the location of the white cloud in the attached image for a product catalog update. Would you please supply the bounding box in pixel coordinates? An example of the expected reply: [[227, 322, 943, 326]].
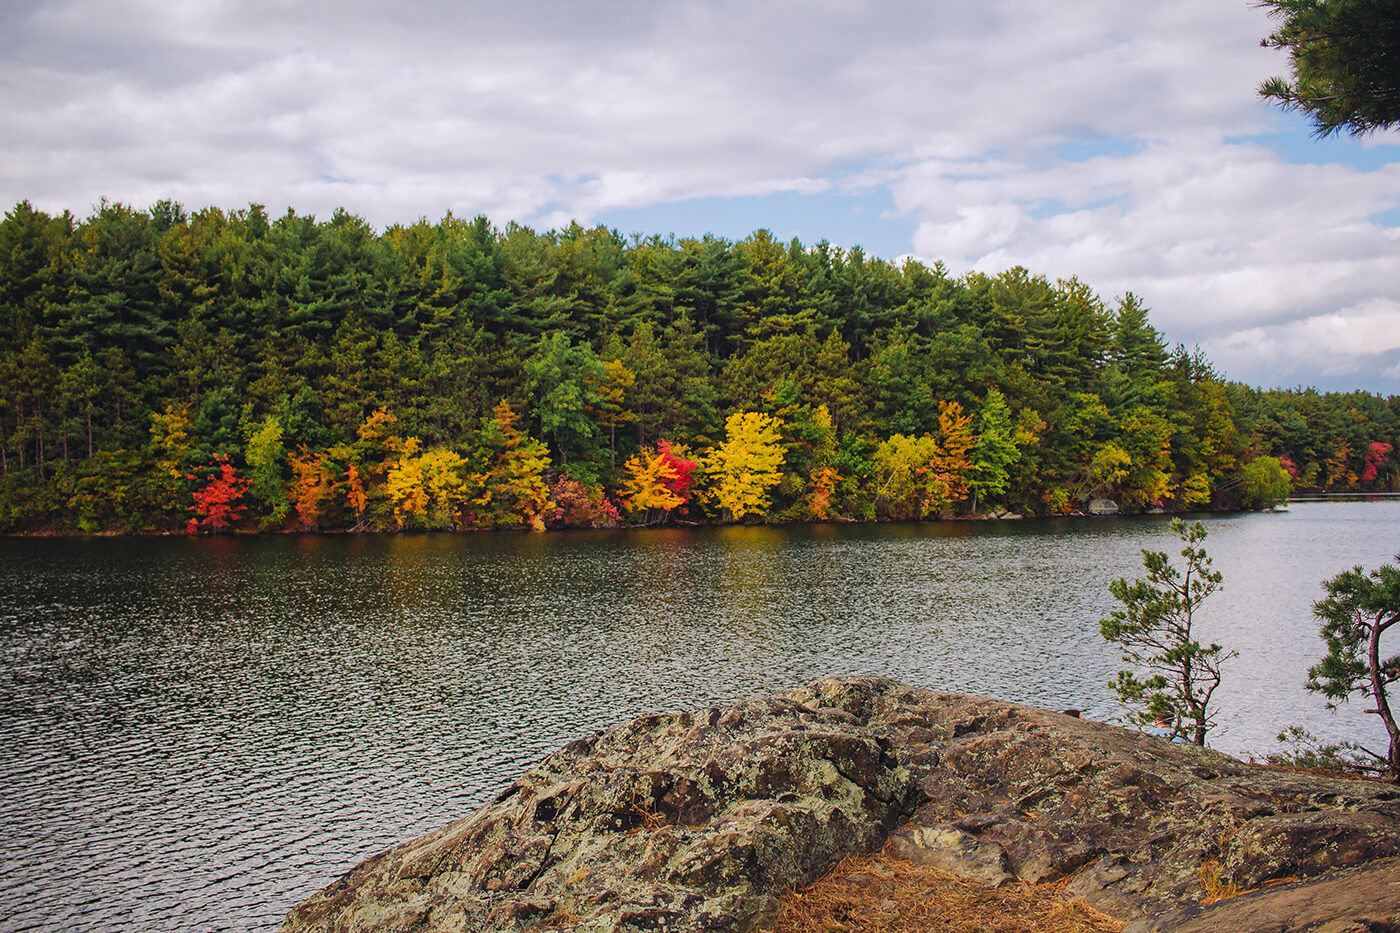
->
[[0, 0, 1284, 218], [895, 141, 1400, 386], [1204, 300, 1400, 388]]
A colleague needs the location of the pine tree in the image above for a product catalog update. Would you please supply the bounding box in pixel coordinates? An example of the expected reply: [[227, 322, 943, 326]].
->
[[1100, 519, 1234, 745]]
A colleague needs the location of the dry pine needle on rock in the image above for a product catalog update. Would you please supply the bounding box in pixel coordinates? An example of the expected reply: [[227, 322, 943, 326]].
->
[[770, 852, 1123, 933]]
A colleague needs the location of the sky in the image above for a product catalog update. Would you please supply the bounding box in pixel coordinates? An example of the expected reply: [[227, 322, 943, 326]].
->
[[3, 0, 1399, 393]]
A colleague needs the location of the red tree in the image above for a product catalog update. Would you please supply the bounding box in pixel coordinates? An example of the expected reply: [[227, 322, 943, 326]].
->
[[1361, 442, 1393, 483], [187, 456, 251, 533], [656, 440, 698, 503]]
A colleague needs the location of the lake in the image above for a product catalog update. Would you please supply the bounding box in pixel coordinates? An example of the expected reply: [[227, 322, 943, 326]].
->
[[1, 502, 1396, 931]]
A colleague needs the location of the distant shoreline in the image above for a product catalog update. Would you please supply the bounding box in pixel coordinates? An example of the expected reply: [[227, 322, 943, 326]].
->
[[1, 502, 1302, 539]]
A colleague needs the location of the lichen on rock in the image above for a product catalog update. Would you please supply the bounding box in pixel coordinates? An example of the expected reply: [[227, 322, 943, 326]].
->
[[283, 676, 1400, 933]]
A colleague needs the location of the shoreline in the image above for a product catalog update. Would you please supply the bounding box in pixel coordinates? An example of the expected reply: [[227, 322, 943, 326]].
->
[[1, 503, 1295, 540]]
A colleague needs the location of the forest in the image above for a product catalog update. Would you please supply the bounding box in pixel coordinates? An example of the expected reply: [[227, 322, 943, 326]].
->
[[0, 199, 1395, 534]]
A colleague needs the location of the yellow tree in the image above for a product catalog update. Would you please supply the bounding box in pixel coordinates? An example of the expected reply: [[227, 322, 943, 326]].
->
[[1325, 439, 1357, 489], [146, 401, 195, 527], [419, 447, 470, 527], [385, 438, 430, 526], [1116, 406, 1174, 507], [872, 433, 939, 520], [621, 446, 684, 523], [385, 438, 470, 530], [150, 402, 192, 479], [702, 411, 786, 521], [1088, 443, 1132, 497], [356, 407, 399, 449], [472, 400, 554, 531]]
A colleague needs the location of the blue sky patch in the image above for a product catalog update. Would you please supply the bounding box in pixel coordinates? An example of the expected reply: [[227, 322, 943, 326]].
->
[[1021, 194, 1129, 221], [1230, 113, 1400, 171], [1370, 206, 1400, 228], [594, 188, 918, 259]]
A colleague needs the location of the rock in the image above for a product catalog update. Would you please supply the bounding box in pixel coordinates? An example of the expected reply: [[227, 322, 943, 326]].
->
[[1088, 497, 1120, 515], [283, 677, 1400, 933], [885, 824, 1013, 885], [1122, 858, 1400, 933], [284, 680, 915, 933]]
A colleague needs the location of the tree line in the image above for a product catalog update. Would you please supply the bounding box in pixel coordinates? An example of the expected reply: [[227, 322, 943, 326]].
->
[[0, 199, 1395, 534]]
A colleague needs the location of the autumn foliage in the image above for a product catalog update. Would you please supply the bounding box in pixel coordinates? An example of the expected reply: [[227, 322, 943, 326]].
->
[[1362, 442, 1393, 484], [656, 441, 698, 502], [929, 400, 975, 512], [621, 440, 698, 522], [471, 401, 554, 531], [187, 456, 250, 533], [4, 201, 1391, 536], [288, 448, 336, 530], [703, 412, 786, 521], [548, 476, 622, 528]]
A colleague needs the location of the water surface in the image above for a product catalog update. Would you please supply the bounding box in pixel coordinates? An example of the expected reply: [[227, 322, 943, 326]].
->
[[1, 503, 1396, 931]]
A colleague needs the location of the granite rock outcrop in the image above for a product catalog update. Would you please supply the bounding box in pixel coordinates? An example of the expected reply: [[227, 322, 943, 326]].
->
[[284, 676, 1400, 933]]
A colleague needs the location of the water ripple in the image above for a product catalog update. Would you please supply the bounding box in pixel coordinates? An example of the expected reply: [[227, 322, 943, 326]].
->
[[1, 505, 1396, 931]]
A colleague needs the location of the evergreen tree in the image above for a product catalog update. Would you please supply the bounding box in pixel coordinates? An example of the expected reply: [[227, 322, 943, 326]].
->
[[1309, 557, 1400, 779], [1260, 0, 1400, 136], [1100, 519, 1235, 745]]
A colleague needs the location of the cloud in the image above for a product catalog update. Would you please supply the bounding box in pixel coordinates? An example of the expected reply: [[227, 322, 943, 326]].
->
[[897, 142, 1400, 345], [1, 0, 1283, 219], [1204, 299, 1400, 389], [1, 0, 1398, 389]]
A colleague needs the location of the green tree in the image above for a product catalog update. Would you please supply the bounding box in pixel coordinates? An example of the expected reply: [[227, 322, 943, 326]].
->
[[243, 414, 289, 527], [1239, 455, 1291, 509], [57, 351, 102, 461], [1308, 557, 1400, 779], [523, 332, 604, 466], [968, 388, 1020, 513], [863, 329, 936, 437], [620, 320, 668, 445], [1100, 519, 1235, 745], [1259, 0, 1400, 136]]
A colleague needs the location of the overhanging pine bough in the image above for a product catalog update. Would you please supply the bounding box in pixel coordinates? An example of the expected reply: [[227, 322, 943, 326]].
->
[[1258, 0, 1400, 137], [1309, 558, 1400, 780]]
